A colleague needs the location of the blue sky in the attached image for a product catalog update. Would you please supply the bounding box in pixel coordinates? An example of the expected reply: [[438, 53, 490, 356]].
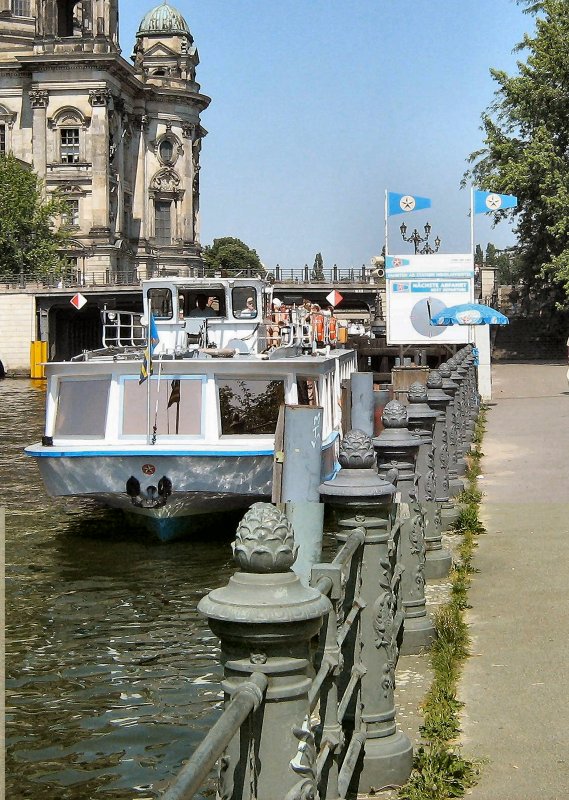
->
[[120, 1, 532, 267]]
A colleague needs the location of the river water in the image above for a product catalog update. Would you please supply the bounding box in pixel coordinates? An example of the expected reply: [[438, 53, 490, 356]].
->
[[3, 378, 241, 800]]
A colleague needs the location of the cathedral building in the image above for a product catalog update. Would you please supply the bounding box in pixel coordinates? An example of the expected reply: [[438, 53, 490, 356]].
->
[[0, 0, 210, 281]]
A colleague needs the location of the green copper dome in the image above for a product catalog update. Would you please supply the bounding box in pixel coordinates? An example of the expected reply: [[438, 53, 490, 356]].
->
[[138, 2, 192, 36]]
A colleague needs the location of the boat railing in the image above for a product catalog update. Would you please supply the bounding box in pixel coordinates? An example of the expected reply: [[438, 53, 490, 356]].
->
[[101, 309, 145, 349]]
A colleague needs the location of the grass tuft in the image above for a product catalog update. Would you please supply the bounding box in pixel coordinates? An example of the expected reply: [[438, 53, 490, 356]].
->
[[399, 406, 487, 799]]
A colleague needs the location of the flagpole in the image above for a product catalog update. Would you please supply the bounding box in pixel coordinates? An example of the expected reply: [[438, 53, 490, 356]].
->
[[470, 186, 475, 268], [146, 298, 152, 446], [384, 189, 389, 256]]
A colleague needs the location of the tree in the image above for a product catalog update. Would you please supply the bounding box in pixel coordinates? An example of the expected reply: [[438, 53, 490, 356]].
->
[[474, 243, 484, 268], [464, 0, 569, 308], [0, 153, 70, 278], [311, 251, 325, 281], [202, 236, 263, 277]]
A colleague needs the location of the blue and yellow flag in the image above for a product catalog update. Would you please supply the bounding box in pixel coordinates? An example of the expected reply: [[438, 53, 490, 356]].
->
[[474, 190, 517, 214], [388, 192, 431, 216], [139, 314, 159, 384]]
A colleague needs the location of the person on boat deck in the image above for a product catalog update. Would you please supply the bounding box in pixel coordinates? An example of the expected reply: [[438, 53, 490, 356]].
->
[[240, 297, 257, 317], [188, 294, 217, 317]]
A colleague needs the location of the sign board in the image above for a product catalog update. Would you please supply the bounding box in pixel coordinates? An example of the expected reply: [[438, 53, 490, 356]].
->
[[70, 292, 87, 310], [385, 253, 474, 345], [326, 289, 343, 307]]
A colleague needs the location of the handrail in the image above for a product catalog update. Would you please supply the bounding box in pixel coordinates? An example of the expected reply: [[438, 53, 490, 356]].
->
[[161, 672, 268, 800]]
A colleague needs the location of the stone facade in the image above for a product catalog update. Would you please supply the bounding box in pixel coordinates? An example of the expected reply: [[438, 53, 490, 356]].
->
[[0, 0, 210, 283], [0, 291, 35, 373]]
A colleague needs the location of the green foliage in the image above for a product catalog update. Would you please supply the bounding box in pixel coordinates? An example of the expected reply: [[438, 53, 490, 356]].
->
[[465, 0, 569, 307], [0, 153, 70, 277], [399, 744, 479, 800], [202, 236, 263, 277], [311, 251, 325, 281]]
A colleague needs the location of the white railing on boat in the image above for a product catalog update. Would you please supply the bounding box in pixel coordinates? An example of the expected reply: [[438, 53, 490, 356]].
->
[[102, 309, 145, 349]]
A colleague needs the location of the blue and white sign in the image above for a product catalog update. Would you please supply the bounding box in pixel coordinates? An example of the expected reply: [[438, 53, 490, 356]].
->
[[386, 253, 474, 345]]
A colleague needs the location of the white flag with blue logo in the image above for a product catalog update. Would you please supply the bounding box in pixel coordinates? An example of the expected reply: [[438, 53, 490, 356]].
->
[[388, 192, 431, 216], [474, 190, 517, 214]]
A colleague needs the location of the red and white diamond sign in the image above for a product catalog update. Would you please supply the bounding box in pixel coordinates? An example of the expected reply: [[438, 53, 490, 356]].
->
[[70, 292, 87, 310], [326, 289, 343, 307]]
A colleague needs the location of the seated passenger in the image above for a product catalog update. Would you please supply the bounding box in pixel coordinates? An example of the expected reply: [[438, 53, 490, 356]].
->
[[240, 297, 257, 318], [188, 294, 217, 317]]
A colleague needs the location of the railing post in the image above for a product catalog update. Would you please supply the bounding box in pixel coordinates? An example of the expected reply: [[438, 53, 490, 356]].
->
[[439, 362, 464, 497], [198, 503, 330, 800], [319, 430, 413, 793], [406, 382, 452, 579], [426, 370, 459, 531], [333, 264, 338, 282], [373, 401, 436, 655]]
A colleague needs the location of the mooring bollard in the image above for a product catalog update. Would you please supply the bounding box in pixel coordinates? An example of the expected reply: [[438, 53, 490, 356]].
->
[[319, 429, 413, 792], [406, 382, 452, 579], [373, 401, 436, 655], [198, 503, 330, 800], [279, 404, 325, 586], [439, 362, 464, 497], [350, 372, 375, 436], [426, 369, 460, 531]]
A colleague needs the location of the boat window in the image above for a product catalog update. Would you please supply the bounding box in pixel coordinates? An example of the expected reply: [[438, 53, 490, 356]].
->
[[122, 377, 203, 436], [54, 377, 111, 437], [218, 379, 284, 435], [147, 288, 173, 319], [296, 376, 319, 406], [179, 291, 225, 318], [232, 287, 258, 319]]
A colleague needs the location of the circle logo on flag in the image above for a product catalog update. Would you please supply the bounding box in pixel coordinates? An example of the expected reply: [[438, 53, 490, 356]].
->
[[400, 195, 416, 212], [485, 193, 502, 210]]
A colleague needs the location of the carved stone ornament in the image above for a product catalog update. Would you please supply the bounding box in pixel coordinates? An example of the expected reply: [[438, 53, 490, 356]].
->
[[408, 381, 428, 404], [232, 502, 298, 573], [29, 89, 49, 109], [427, 370, 443, 389], [382, 400, 408, 429], [182, 122, 196, 139], [439, 363, 451, 379], [338, 429, 376, 469], [89, 88, 111, 107], [150, 167, 180, 193]]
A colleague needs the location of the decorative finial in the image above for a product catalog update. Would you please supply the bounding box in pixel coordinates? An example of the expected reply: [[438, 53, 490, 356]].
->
[[339, 429, 376, 469], [408, 381, 428, 404], [382, 400, 408, 429], [427, 370, 443, 389], [232, 502, 298, 573]]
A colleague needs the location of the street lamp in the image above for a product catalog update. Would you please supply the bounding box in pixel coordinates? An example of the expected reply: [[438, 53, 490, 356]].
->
[[399, 221, 441, 254]]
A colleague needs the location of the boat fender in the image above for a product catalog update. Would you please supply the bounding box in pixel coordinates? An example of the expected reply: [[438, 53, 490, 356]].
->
[[199, 348, 235, 358], [158, 476, 172, 498], [126, 476, 141, 497]]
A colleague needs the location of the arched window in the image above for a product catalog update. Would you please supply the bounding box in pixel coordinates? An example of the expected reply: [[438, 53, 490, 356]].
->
[[57, 1, 86, 37]]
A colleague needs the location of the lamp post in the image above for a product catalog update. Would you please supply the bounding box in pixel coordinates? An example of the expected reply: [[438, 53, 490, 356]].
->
[[399, 221, 441, 254]]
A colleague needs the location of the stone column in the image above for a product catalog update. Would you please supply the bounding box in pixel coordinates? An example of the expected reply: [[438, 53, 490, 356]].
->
[[319, 430, 412, 792], [407, 382, 452, 579], [198, 503, 330, 800], [88, 88, 111, 235], [29, 90, 49, 181], [181, 122, 195, 244], [373, 402, 436, 655], [439, 362, 464, 496]]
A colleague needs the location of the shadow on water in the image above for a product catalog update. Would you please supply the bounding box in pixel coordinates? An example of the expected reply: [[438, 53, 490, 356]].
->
[[2, 380, 242, 800]]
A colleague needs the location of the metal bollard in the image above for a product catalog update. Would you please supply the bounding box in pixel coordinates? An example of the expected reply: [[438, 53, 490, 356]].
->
[[407, 382, 452, 579], [446, 357, 468, 473], [319, 430, 413, 793], [198, 503, 331, 800], [373, 401, 436, 655], [426, 369, 460, 531]]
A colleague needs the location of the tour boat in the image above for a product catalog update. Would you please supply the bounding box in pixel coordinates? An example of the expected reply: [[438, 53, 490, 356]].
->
[[26, 276, 357, 541]]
